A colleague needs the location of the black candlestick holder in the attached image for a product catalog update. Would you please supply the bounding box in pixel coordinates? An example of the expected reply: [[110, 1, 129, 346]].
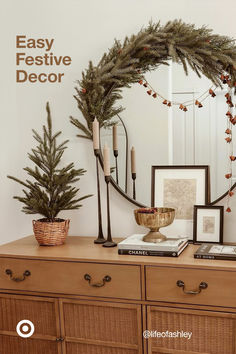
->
[[103, 175, 117, 248], [94, 149, 106, 244], [132, 172, 136, 200], [113, 150, 119, 185]]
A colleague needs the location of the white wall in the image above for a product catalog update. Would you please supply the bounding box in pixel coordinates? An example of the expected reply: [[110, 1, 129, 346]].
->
[[0, 0, 235, 245]]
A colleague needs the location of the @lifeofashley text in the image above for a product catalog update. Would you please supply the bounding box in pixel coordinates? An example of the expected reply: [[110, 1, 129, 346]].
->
[[143, 330, 192, 340]]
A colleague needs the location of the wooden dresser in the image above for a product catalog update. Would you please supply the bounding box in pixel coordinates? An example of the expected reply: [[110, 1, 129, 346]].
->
[[0, 236, 236, 354]]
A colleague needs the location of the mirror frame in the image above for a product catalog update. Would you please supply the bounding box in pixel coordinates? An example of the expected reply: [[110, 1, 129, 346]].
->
[[103, 158, 236, 208], [99, 116, 236, 208]]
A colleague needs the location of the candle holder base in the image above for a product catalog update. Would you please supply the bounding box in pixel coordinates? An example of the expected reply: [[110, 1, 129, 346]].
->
[[103, 240, 117, 247], [94, 237, 106, 244]]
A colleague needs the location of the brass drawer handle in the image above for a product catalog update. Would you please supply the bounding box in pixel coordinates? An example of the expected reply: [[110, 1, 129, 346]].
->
[[84, 274, 111, 287], [176, 280, 208, 295], [5, 269, 31, 282]]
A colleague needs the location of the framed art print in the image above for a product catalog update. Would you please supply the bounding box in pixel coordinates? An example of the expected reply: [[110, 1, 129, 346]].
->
[[151, 165, 210, 240], [193, 205, 224, 244]]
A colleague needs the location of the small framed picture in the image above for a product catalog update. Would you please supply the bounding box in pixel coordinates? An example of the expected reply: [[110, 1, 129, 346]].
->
[[151, 165, 210, 239], [193, 205, 224, 244]]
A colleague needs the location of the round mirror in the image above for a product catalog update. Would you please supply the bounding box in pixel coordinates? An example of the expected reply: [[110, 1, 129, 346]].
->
[[101, 63, 235, 207]]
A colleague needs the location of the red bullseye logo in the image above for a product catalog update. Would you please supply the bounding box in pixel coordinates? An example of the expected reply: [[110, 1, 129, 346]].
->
[[16, 320, 35, 338]]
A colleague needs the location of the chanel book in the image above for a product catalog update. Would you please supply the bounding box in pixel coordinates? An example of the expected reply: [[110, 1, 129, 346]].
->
[[194, 244, 236, 260], [118, 234, 188, 257]]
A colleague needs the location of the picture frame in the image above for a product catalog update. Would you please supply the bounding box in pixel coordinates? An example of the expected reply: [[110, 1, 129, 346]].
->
[[151, 165, 210, 240], [193, 205, 224, 244]]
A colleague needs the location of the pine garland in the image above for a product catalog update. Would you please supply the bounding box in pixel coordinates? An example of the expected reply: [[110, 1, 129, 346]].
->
[[70, 20, 236, 139], [8, 103, 92, 221]]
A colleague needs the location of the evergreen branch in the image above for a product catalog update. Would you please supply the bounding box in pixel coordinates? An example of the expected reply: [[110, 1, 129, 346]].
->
[[7, 176, 30, 189], [76, 134, 91, 140], [70, 116, 93, 139]]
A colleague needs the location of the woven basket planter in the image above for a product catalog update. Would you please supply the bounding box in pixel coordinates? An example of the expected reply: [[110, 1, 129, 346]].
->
[[33, 218, 70, 246]]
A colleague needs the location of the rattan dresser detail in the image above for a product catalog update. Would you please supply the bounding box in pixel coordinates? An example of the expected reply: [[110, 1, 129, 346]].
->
[[0, 236, 236, 354]]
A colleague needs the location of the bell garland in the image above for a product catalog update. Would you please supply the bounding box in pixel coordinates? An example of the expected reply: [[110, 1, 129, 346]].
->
[[224, 87, 236, 212], [143, 75, 236, 210], [138, 76, 216, 110], [139, 74, 236, 210]]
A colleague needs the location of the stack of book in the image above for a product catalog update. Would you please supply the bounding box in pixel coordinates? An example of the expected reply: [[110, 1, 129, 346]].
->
[[194, 244, 236, 260], [118, 234, 189, 257]]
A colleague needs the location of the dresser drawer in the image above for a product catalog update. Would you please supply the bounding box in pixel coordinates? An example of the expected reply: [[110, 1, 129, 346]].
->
[[146, 266, 236, 307], [0, 258, 141, 300]]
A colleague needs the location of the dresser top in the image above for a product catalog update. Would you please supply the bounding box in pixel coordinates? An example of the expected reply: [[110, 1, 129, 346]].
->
[[0, 236, 236, 270]]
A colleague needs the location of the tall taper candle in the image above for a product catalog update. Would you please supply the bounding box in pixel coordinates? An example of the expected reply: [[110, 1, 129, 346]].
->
[[92, 118, 99, 150], [103, 143, 110, 176], [131, 146, 136, 174], [113, 124, 118, 151]]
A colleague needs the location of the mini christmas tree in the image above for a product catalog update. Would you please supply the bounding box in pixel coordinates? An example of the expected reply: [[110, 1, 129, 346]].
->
[[8, 102, 92, 222]]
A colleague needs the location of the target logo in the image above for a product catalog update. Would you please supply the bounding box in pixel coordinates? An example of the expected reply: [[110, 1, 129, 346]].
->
[[16, 320, 35, 338]]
